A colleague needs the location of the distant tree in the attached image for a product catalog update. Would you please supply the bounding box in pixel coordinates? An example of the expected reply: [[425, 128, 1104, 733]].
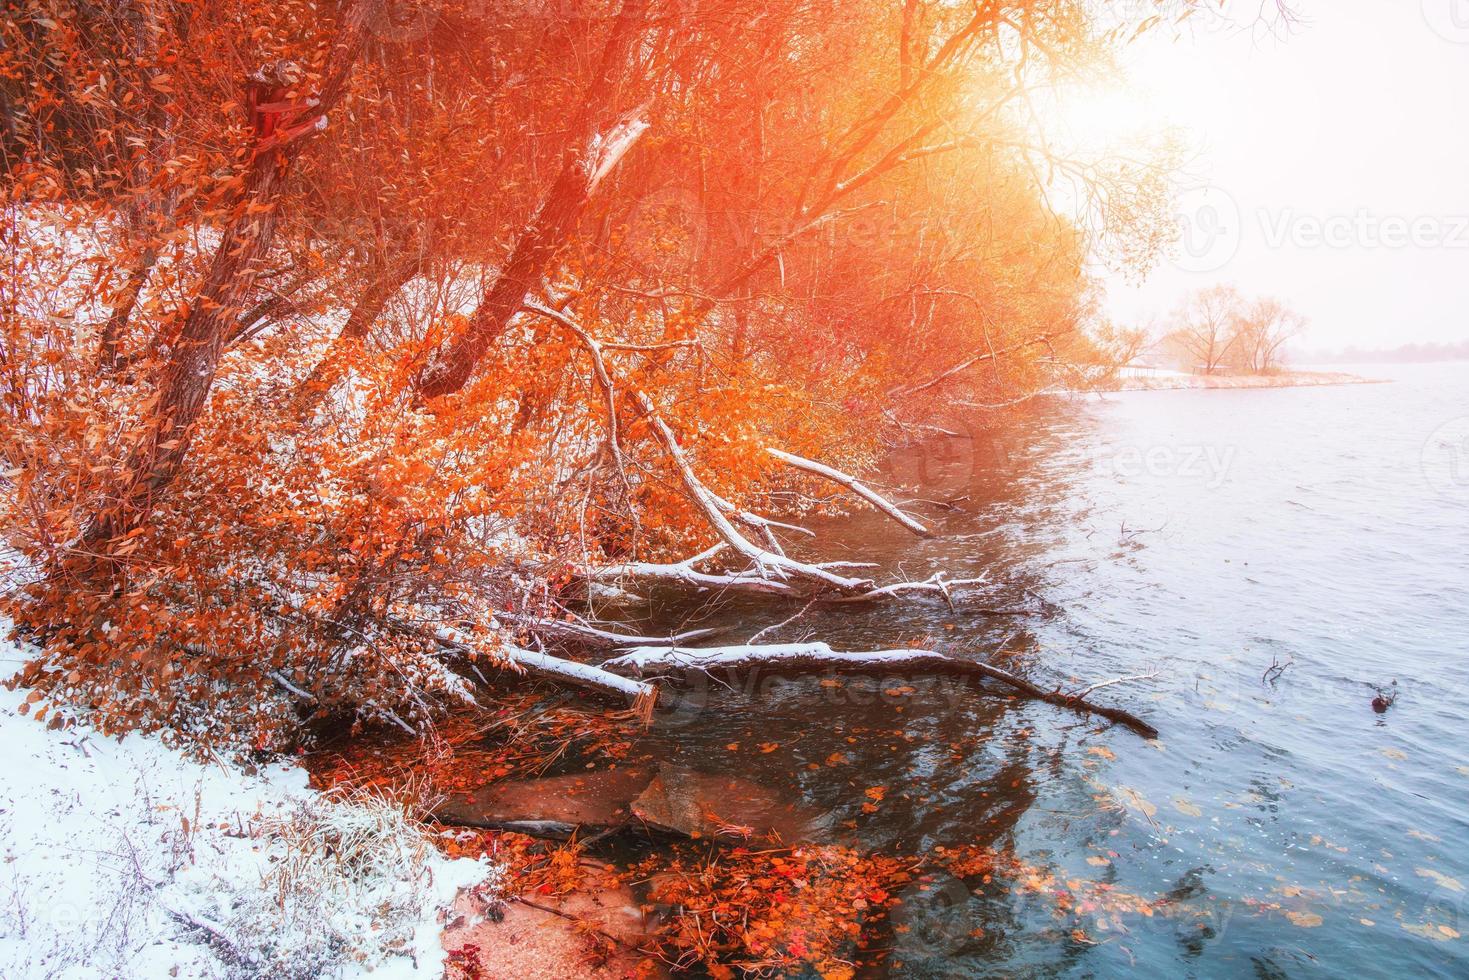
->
[[1170, 285, 1243, 375], [1232, 297, 1307, 373]]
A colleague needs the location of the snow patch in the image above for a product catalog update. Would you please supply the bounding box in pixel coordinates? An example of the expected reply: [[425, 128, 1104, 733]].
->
[[0, 631, 497, 978]]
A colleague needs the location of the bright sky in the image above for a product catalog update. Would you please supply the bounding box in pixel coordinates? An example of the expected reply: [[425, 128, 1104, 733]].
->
[[1098, 0, 1469, 350]]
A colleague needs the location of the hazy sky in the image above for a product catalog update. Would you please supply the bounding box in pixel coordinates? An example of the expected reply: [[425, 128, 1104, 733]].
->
[[1100, 0, 1469, 350]]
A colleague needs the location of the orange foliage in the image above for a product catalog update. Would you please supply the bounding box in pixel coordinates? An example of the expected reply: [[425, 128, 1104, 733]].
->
[[0, 0, 1178, 746]]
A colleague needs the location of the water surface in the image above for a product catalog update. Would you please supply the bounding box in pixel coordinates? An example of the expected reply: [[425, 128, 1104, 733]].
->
[[616, 362, 1469, 978]]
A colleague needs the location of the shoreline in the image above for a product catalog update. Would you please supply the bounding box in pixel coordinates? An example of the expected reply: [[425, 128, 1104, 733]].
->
[[1103, 369, 1381, 393]]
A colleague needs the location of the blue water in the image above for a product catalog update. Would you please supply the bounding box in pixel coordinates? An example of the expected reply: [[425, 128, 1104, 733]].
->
[[627, 362, 1469, 977]]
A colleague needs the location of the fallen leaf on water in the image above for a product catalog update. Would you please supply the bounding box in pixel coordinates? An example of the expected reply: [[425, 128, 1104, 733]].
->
[[725, 742, 740, 751], [1407, 829, 1441, 843], [1285, 910, 1323, 928], [1173, 798, 1203, 817], [1416, 868, 1463, 892], [1381, 747, 1408, 761], [1087, 746, 1116, 761], [1086, 856, 1110, 867], [1115, 786, 1158, 820], [758, 742, 779, 753], [1360, 918, 1375, 927], [1401, 922, 1458, 942]]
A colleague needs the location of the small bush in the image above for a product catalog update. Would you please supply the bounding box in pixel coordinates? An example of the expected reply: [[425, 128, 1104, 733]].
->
[[173, 783, 501, 979]]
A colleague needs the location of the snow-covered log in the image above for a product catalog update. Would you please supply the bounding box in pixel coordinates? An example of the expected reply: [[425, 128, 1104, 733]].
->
[[506, 646, 654, 702], [586, 552, 988, 607], [586, 545, 800, 596], [765, 447, 931, 538], [417, 624, 657, 708], [601, 643, 1158, 738]]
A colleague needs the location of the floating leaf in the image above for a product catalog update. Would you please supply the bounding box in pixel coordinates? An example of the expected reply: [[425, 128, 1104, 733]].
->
[[1115, 785, 1157, 820], [1402, 922, 1458, 942], [1416, 868, 1463, 892], [1173, 798, 1202, 817]]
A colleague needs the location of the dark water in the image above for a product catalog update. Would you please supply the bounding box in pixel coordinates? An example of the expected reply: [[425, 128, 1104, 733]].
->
[[613, 362, 1469, 978]]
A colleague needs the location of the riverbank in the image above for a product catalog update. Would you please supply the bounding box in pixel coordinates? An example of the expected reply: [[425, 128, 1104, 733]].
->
[[0, 662, 499, 978], [1108, 369, 1378, 392]]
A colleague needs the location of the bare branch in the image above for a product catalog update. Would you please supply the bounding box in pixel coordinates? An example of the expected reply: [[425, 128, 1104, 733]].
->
[[766, 447, 930, 538]]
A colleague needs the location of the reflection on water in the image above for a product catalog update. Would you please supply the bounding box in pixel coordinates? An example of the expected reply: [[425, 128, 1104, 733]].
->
[[614, 362, 1469, 977]]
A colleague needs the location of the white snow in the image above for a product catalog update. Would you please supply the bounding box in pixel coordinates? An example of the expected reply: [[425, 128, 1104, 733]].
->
[[0, 630, 498, 979], [604, 642, 935, 673]]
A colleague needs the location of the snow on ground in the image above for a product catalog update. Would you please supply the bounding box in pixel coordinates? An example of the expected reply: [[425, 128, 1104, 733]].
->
[[0, 630, 499, 979]]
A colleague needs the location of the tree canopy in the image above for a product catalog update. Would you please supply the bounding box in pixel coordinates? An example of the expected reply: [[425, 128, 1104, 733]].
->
[[0, 0, 1190, 746]]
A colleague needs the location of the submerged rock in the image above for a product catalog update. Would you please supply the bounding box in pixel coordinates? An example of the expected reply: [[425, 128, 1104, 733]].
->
[[442, 883, 665, 979], [630, 767, 830, 842], [434, 767, 653, 830]]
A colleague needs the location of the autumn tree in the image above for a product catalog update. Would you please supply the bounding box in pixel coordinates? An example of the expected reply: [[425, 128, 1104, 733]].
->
[[0, 0, 1201, 747], [1231, 296, 1307, 373], [1168, 284, 1244, 375]]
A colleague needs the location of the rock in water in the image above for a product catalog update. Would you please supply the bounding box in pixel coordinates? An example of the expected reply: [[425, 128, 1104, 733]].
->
[[630, 767, 828, 842], [434, 767, 652, 830]]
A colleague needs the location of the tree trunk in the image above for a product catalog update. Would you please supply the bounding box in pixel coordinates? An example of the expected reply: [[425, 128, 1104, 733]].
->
[[95, 245, 158, 372], [75, 3, 376, 567], [294, 250, 421, 412], [413, 0, 650, 399]]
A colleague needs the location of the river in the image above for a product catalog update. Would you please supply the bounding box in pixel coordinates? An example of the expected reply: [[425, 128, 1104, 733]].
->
[[607, 361, 1469, 977]]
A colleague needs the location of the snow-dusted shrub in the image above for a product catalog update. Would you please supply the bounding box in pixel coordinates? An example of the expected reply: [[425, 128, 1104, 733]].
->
[[0, 684, 495, 979], [174, 784, 502, 980]]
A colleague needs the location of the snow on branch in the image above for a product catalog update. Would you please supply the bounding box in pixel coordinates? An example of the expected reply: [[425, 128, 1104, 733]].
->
[[821, 570, 988, 606], [765, 447, 931, 538], [601, 642, 1159, 738], [586, 545, 800, 596], [505, 613, 724, 649], [419, 623, 657, 705], [631, 389, 873, 592], [586, 109, 650, 194], [887, 330, 1068, 399]]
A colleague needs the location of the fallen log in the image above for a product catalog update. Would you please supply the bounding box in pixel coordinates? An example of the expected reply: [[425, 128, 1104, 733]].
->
[[409, 622, 658, 710], [602, 642, 1159, 739], [586, 545, 988, 605]]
